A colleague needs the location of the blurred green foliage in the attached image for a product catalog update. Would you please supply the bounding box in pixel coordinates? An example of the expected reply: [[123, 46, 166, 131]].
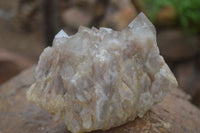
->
[[140, 0, 200, 34]]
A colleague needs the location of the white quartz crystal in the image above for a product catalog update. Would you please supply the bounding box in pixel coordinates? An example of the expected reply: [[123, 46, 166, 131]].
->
[[27, 13, 178, 133], [55, 29, 69, 38]]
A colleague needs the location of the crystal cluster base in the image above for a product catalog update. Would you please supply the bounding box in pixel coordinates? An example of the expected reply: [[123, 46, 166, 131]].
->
[[27, 13, 178, 133]]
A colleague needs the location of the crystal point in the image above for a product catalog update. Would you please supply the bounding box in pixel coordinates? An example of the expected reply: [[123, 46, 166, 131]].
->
[[27, 13, 178, 133], [55, 29, 69, 38], [128, 12, 156, 35]]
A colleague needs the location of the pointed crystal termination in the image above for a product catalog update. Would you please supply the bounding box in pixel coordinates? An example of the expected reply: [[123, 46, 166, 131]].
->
[[27, 12, 178, 133], [53, 29, 69, 47], [128, 12, 156, 36], [128, 12, 153, 28], [55, 29, 69, 38]]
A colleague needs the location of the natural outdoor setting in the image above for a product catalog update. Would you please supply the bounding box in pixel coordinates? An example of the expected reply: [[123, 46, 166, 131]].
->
[[0, 0, 200, 133]]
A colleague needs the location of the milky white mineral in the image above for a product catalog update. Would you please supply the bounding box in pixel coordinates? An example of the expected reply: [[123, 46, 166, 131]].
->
[[27, 13, 178, 133]]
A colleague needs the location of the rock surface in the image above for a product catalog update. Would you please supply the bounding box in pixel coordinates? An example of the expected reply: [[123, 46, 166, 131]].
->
[[0, 67, 200, 133], [26, 13, 177, 133]]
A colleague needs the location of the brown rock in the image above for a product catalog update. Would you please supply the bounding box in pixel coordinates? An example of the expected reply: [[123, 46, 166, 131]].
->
[[0, 67, 200, 133], [0, 49, 34, 84]]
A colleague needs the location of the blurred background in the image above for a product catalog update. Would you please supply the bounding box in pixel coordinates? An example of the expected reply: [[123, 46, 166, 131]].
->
[[0, 0, 200, 108]]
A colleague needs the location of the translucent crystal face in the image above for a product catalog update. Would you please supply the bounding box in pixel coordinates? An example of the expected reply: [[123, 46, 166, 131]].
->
[[27, 13, 178, 133]]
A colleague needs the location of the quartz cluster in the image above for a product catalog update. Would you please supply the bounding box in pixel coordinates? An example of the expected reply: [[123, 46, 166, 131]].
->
[[27, 13, 178, 133]]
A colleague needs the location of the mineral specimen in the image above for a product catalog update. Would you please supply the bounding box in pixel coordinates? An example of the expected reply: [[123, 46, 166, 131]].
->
[[27, 13, 178, 133]]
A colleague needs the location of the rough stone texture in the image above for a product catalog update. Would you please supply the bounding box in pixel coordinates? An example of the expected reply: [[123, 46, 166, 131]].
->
[[26, 13, 177, 133], [0, 67, 199, 133]]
